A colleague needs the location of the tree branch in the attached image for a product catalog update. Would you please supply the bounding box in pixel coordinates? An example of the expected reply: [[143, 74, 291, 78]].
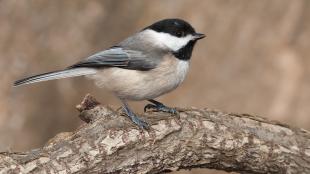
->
[[1, 94, 310, 174]]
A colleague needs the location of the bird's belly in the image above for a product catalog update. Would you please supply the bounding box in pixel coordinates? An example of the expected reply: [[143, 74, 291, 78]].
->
[[88, 59, 189, 100]]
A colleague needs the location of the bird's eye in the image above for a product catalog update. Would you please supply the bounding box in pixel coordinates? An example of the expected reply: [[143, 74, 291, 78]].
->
[[176, 32, 183, 37]]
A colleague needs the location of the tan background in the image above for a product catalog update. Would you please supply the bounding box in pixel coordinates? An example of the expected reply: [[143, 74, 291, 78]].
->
[[0, 0, 309, 173]]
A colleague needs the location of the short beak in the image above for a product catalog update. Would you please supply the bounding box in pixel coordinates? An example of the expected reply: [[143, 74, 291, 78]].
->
[[193, 33, 206, 40]]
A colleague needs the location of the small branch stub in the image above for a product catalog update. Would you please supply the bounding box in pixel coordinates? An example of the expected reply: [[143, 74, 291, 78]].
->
[[76, 94, 101, 123]]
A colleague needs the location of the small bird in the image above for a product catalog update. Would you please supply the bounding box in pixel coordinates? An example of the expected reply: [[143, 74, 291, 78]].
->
[[14, 18, 205, 129]]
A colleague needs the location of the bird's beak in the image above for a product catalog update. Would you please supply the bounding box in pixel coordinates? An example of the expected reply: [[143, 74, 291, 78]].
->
[[193, 33, 206, 40]]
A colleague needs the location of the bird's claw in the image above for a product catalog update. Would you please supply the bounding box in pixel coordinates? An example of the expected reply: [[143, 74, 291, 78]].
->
[[131, 115, 149, 130], [123, 106, 149, 130], [144, 103, 178, 115], [144, 104, 156, 112]]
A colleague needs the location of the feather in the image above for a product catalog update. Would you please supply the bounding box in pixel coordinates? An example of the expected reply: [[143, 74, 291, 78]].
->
[[14, 68, 97, 86]]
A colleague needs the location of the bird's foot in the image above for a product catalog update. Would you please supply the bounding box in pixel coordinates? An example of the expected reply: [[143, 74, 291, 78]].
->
[[123, 106, 149, 129], [144, 100, 178, 115]]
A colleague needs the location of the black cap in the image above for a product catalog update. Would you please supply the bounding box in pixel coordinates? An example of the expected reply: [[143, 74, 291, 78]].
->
[[144, 18, 197, 38]]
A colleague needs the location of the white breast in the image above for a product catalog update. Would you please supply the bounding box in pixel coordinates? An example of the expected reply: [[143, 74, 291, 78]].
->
[[88, 57, 190, 101]]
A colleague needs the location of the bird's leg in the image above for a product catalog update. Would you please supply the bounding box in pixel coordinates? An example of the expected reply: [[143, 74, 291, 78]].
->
[[121, 99, 149, 129], [144, 99, 177, 115]]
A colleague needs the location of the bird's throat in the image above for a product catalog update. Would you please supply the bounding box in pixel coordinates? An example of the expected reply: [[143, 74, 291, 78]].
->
[[172, 40, 196, 60]]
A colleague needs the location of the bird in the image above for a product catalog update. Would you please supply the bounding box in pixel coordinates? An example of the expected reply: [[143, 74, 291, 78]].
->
[[14, 18, 205, 129]]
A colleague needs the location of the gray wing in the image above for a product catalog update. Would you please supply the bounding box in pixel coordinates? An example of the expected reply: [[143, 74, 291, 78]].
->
[[69, 47, 157, 71]]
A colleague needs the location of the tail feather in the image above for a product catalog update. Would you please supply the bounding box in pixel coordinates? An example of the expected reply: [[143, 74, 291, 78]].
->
[[14, 68, 97, 87]]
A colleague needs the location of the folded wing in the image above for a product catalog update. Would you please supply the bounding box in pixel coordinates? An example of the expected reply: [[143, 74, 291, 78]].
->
[[69, 47, 156, 71]]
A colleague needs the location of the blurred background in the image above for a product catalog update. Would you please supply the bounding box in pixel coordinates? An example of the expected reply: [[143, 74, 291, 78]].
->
[[0, 0, 309, 173]]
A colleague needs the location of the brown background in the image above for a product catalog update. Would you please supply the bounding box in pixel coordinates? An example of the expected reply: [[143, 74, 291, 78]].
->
[[0, 0, 309, 173]]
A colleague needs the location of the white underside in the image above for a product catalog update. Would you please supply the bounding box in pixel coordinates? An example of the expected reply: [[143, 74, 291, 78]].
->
[[88, 57, 189, 100]]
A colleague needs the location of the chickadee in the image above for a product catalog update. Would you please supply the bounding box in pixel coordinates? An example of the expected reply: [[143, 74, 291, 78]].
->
[[14, 18, 205, 129]]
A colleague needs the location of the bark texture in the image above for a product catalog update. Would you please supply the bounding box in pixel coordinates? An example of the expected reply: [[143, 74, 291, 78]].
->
[[0, 95, 310, 174]]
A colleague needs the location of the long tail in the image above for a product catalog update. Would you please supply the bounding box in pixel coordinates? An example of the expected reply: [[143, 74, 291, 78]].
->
[[14, 67, 97, 87]]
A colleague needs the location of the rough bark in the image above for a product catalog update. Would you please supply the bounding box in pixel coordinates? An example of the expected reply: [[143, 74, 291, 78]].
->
[[0, 95, 310, 174]]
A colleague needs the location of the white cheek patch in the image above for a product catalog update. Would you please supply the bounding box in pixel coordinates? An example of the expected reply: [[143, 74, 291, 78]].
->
[[144, 29, 194, 51]]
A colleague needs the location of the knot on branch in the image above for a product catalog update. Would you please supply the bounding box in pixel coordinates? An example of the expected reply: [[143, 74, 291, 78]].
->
[[76, 94, 101, 123]]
